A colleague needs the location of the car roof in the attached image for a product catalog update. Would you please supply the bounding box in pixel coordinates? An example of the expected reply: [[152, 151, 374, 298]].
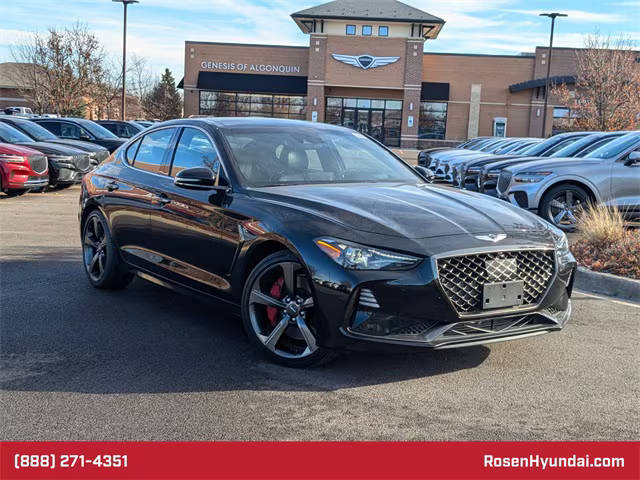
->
[[173, 116, 346, 131]]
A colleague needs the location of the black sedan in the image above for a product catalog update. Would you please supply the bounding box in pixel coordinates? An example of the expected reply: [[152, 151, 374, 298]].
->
[[96, 120, 145, 139], [32, 117, 126, 153], [0, 116, 110, 166], [79, 118, 576, 367], [0, 122, 92, 187]]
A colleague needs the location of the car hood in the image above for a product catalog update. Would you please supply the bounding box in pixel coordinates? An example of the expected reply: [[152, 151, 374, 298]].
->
[[464, 154, 522, 169], [250, 183, 548, 240], [48, 139, 108, 153], [506, 156, 601, 173], [15, 141, 85, 155], [480, 155, 543, 171]]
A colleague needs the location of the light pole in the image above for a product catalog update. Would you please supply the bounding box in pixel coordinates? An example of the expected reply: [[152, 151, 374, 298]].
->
[[539, 12, 567, 137], [113, 0, 139, 120]]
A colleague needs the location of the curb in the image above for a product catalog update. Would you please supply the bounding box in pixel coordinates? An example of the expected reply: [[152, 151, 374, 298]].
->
[[574, 267, 640, 303]]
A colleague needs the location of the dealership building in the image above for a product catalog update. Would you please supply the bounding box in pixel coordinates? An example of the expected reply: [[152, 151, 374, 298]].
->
[[180, 0, 581, 148]]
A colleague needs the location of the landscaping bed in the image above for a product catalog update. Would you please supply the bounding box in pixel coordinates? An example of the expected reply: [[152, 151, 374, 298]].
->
[[569, 206, 640, 280]]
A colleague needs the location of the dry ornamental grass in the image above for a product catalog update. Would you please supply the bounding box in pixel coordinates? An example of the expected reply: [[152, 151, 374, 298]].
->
[[570, 205, 640, 279]]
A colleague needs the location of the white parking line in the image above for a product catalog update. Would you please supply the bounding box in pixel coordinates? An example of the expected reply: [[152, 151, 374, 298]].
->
[[574, 290, 640, 308]]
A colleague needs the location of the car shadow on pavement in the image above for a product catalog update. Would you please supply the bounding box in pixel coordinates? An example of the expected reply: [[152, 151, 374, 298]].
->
[[1, 253, 490, 395]]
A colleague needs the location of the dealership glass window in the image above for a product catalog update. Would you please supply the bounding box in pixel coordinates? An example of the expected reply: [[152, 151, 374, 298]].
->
[[324, 97, 403, 147], [199, 91, 307, 120], [362, 25, 372, 36], [378, 26, 389, 36], [552, 106, 574, 134], [346, 24, 356, 35], [418, 102, 447, 139]]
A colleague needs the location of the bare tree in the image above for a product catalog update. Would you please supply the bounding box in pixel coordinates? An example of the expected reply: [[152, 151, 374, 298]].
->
[[128, 54, 153, 100], [11, 23, 106, 116], [551, 34, 640, 132]]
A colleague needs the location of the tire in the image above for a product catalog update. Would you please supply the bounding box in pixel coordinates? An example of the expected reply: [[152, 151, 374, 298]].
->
[[5, 189, 29, 197], [81, 210, 133, 289], [539, 184, 590, 231], [241, 251, 335, 368]]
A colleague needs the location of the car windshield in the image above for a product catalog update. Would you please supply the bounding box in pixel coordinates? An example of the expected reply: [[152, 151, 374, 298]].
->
[[585, 133, 640, 159], [520, 135, 571, 156], [75, 119, 119, 139], [0, 122, 34, 143], [10, 120, 58, 141], [222, 126, 422, 187]]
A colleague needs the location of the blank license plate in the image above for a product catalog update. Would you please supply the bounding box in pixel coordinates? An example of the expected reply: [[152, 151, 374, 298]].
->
[[482, 280, 524, 309]]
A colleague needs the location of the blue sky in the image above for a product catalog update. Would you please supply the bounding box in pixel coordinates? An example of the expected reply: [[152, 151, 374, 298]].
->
[[1, 0, 638, 80]]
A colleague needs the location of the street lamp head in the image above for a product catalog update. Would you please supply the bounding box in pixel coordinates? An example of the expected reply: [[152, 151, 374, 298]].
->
[[113, 0, 140, 4], [540, 12, 568, 18]]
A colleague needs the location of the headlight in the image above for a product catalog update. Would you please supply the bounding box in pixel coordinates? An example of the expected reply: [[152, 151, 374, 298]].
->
[[0, 154, 26, 163], [514, 171, 552, 183], [316, 238, 421, 270], [548, 224, 569, 255]]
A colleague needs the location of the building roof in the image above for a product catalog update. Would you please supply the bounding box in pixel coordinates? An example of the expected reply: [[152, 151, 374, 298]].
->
[[291, 0, 444, 24], [509, 75, 576, 93]]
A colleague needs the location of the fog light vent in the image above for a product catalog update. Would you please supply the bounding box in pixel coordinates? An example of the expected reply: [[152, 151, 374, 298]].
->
[[358, 288, 380, 309]]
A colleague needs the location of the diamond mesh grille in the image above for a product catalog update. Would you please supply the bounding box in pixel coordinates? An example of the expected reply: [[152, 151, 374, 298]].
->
[[497, 171, 512, 194], [437, 250, 555, 314], [28, 154, 47, 174]]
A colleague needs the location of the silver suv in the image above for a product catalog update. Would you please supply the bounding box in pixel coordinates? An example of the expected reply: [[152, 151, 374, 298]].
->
[[497, 131, 640, 230]]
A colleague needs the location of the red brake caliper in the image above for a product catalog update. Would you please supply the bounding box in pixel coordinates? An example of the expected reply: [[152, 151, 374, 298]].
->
[[266, 277, 285, 326]]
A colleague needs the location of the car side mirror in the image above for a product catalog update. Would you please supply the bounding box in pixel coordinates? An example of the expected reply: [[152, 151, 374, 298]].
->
[[174, 167, 217, 189], [414, 165, 435, 183], [625, 151, 640, 166]]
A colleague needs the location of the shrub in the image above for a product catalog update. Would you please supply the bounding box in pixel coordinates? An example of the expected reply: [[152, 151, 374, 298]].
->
[[576, 205, 625, 246], [571, 205, 640, 279]]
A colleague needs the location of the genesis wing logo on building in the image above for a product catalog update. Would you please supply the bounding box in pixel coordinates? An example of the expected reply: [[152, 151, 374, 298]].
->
[[331, 54, 400, 70]]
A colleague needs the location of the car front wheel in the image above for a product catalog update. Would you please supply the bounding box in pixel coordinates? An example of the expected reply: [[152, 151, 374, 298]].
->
[[241, 251, 334, 367], [540, 184, 590, 231]]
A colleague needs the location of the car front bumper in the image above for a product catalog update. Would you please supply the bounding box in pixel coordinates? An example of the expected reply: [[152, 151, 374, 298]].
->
[[308, 236, 576, 350]]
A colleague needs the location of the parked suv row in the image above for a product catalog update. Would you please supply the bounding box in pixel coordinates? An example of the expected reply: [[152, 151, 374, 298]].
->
[[418, 131, 640, 230]]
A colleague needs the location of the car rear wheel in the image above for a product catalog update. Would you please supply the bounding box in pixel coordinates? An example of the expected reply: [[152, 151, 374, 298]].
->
[[540, 184, 590, 231], [241, 251, 334, 368], [82, 210, 133, 289]]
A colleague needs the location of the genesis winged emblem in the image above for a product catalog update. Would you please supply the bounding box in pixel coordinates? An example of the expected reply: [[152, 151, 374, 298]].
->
[[474, 233, 507, 243], [331, 54, 400, 70]]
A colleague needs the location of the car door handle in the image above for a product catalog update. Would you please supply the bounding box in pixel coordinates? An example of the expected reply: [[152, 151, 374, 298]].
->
[[106, 181, 119, 192], [153, 193, 171, 205]]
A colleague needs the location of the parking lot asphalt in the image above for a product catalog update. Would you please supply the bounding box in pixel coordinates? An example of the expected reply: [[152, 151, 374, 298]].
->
[[1, 187, 638, 441]]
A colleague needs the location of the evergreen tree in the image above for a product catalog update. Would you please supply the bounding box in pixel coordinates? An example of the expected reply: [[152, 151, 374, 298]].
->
[[142, 68, 182, 120]]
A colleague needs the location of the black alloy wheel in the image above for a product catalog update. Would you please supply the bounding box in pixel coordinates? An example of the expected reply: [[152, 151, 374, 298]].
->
[[540, 184, 590, 231], [241, 251, 333, 367], [82, 210, 132, 289]]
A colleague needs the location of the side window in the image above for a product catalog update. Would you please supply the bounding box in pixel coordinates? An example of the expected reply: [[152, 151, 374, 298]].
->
[[59, 122, 82, 139], [580, 138, 613, 156], [171, 128, 220, 176], [133, 128, 177, 174], [126, 125, 139, 138], [38, 121, 61, 136], [126, 138, 141, 164]]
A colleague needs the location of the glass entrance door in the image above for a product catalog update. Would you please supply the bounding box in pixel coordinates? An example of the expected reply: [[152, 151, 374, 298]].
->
[[355, 110, 370, 135], [326, 98, 403, 147]]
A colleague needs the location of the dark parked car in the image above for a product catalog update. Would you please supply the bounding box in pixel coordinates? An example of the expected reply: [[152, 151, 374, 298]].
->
[[96, 120, 145, 139], [0, 123, 91, 188], [0, 143, 48, 195], [79, 118, 576, 367], [134, 120, 155, 128], [0, 116, 109, 166], [32, 117, 125, 153]]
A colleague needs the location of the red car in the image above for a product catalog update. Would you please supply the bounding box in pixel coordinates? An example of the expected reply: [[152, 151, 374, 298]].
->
[[0, 143, 49, 196]]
